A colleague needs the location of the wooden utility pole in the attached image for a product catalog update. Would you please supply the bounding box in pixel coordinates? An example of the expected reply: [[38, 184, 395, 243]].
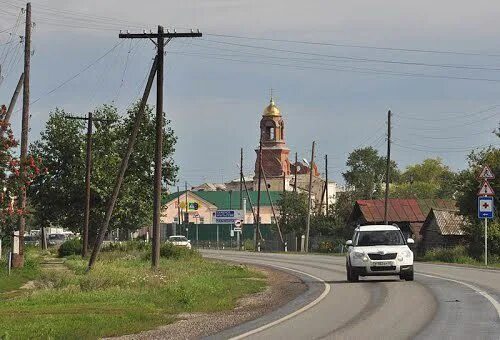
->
[[294, 152, 298, 192], [384, 110, 392, 225], [87, 56, 159, 271], [261, 167, 284, 245], [185, 181, 189, 227], [177, 186, 182, 227], [325, 154, 329, 217], [1, 73, 24, 137], [13, 3, 31, 268], [240, 148, 243, 210], [151, 26, 165, 268], [63, 113, 113, 257], [119, 27, 201, 269], [304, 141, 315, 253], [282, 171, 286, 192], [255, 139, 263, 251], [83, 113, 92, 257]]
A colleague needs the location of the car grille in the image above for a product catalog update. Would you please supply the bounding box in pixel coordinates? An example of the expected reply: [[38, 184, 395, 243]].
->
[[368, 253, 397, 260], [370, 266, 396, 272]]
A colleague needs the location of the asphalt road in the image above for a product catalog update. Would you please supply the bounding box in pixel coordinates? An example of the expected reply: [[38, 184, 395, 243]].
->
[[203, 250, 500, 340]]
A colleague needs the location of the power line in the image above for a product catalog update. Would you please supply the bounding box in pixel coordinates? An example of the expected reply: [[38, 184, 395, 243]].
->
[[392, 142, 500, 153], [393, 110, 499, 131], [166, 50, 500, 83], [395, 104, 500, 121], [201, 38, 500, 72], [205, 33, 500, 58], [20, 41, 124, 110]]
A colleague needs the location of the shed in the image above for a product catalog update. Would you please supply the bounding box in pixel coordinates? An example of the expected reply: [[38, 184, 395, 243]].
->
[[420, 208, 467, 252], [349, 199, 457, 241]]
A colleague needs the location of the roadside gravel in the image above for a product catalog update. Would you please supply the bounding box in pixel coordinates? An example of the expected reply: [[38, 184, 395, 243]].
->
[[110, 264, 306, 340]]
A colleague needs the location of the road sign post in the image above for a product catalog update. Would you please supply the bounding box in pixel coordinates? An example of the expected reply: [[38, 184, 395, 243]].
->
[[477, 165, 495, 266], [234, 220, 242, 250]]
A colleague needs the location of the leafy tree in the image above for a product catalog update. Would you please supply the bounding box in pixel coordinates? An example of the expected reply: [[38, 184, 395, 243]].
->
[[343, 147, 399, 199], [1, 104, 44, 242], [392, 158, 457, 199], [277, 191, 308, 235], [455, 145, 500, 259], [29, 104, 178, 243]]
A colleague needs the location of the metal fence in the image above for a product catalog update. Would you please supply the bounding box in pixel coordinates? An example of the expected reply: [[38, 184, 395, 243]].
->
[[160, 223, 346, 253]]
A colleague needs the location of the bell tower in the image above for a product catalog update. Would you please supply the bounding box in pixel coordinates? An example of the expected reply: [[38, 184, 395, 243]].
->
[[254, 97, 290, 186]]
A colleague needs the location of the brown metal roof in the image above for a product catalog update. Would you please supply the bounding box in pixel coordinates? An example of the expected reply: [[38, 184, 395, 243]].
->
[[355, 199, 457, 224], [430, 209, 466, 236]]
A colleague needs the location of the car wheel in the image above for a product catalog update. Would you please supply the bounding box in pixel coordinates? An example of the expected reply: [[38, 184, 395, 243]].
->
[[347, 263, 359, 282], [400, 270, 414, 281], [346, 264, 352, 282]]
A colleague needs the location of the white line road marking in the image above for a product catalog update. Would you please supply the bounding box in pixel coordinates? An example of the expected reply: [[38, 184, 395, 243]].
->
[[229, 262, 331, 340], [417, 273, 500, 319]]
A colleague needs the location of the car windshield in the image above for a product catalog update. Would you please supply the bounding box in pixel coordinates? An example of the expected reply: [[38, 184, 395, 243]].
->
[[49, 234, 65, 240], [170, 236, 187, 242], [356, 230, 404, 246]]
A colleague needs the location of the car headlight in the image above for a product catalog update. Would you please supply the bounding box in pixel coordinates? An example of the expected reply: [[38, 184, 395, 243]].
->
[[398, 250, 412, 261], [353, 251, 365, 258]]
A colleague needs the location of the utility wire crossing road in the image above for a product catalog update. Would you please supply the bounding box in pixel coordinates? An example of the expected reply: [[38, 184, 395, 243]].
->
[[203, 250, 500, 340]]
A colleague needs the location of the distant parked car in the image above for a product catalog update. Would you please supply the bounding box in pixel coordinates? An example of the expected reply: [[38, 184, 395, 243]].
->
[[47, 233, 67, 247], [24, 235, 40, 247], [167, 236, 192, 249]]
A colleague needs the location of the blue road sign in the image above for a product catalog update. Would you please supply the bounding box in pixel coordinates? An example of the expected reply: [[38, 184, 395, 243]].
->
[[478, 196, 494, 219]]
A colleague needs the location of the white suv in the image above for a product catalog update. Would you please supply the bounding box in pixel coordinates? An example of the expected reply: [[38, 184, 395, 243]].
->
[[346, 225, 414, 282]]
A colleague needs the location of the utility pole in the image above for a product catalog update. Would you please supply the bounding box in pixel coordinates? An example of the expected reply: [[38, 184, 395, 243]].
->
[[240, 148, 243, 210], [283, 171, 286, 192], [384, 110, 392, 225], [177, 186, 182, 227], [13, 2, 31, 268], [325, 154, 329, 217], [294, 152, 298, 192], [87, 56, 159, 272], [1, 73, 24, 138], [261, 166, 284, 245], [255, 139, 263, 251], [305, 141, 315, 253], [63, 113, 113, 257], [119, 27, 202, 269], [185, 181, 189, 225]]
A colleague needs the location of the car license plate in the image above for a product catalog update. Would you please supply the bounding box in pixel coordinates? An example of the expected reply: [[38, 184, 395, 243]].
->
[[373, 261, 393, 266]]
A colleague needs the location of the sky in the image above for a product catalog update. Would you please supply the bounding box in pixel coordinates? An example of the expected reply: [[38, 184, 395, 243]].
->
[[0, 0, 499, 190]]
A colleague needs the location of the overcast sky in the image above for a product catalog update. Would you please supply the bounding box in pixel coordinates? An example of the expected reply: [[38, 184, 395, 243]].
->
[[1, 0, 499, 189]]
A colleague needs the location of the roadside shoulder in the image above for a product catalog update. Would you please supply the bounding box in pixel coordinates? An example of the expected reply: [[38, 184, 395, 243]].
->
[[110, 263, 307, 340]]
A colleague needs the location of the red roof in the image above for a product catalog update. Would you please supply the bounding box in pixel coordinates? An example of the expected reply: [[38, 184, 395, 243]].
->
[[355, 199, 456, 224]]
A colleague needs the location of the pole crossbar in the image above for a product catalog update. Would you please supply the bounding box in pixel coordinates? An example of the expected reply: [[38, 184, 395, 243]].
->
[[119, 32, 202, 39]]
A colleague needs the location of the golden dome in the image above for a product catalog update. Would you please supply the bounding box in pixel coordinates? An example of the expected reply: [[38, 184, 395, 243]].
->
[[263, 98, 281, 116]]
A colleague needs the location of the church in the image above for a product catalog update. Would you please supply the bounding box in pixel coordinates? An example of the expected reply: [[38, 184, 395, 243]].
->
[[192, 96, 343, 211]]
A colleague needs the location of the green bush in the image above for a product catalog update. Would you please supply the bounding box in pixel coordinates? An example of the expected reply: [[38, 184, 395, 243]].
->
[[421, 245, 476, 264], [58, 238, 82, 258], [102, 240, 151, 253], [243, 239, 255, 251], [160, 242, 200, 260], [317, 241, 335, 253]]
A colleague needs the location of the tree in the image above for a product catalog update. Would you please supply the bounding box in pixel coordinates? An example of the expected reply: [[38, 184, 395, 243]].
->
[[392, 158, 457, 199], [455, 145, 500, 259], [277, 191, 308, 235], [29, 104, 178, 244], [1, 105, 44, 239], [343, 147, 399, 199]]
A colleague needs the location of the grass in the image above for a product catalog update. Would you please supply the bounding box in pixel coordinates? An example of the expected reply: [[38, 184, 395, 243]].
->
[[418, 246, 500, 269], [0, 248, 41, 294], [0, 245, 266, 339]]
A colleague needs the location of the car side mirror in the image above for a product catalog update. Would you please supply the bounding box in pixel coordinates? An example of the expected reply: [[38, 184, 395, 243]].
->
[[346, 240, 353, 246], [407, 238, 415, 245]]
